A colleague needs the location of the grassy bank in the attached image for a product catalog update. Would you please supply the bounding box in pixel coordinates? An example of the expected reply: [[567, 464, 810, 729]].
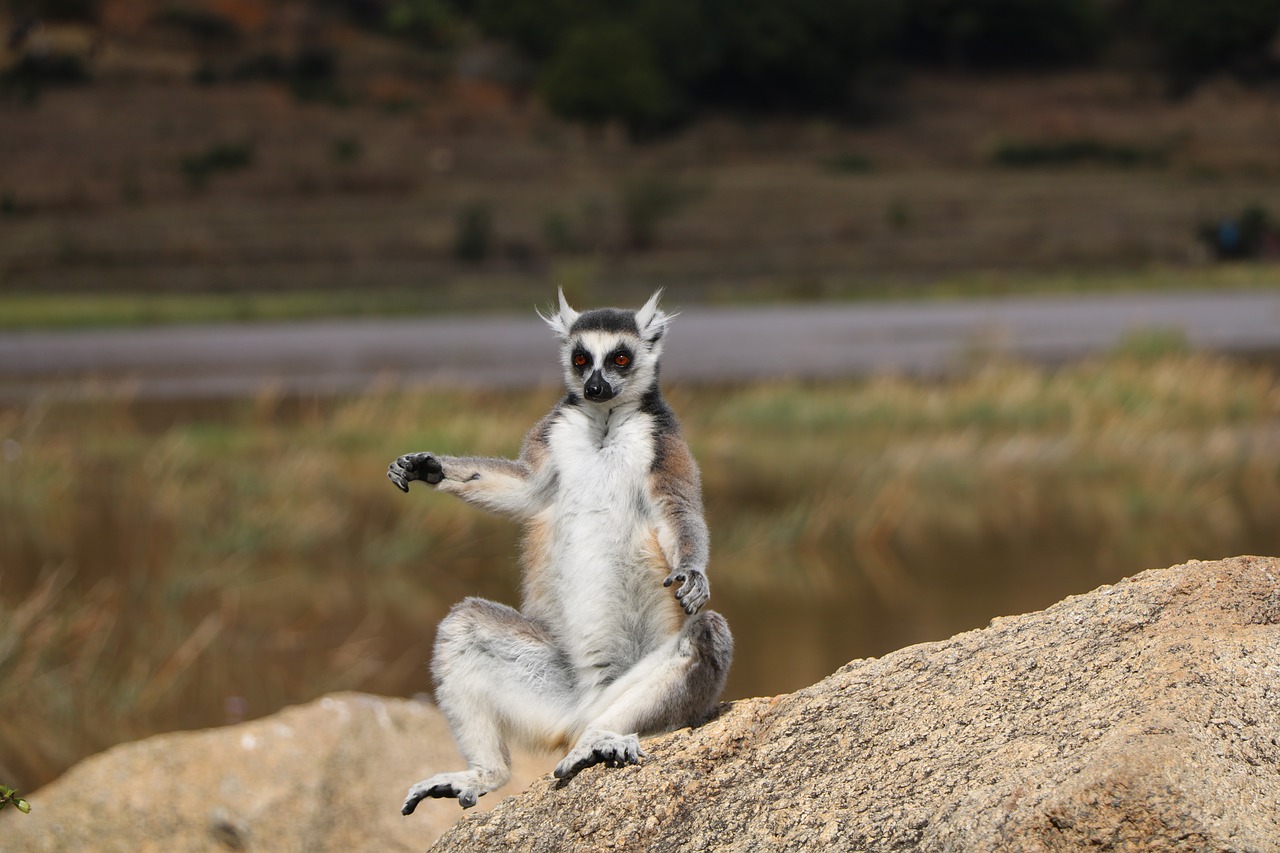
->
[[1, 262, 1279, 330], [3, 352, 1279, 792]]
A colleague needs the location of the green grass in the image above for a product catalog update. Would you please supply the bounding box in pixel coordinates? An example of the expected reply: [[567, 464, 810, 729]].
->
[[2, 353, 1279, 795], [0, 290, 455, 330], [2, 262, 1279, 330]]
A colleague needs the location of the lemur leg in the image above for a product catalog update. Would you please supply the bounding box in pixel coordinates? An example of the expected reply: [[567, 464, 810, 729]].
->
[[554, 610, 734, 780], [404, 597, 576, 813]]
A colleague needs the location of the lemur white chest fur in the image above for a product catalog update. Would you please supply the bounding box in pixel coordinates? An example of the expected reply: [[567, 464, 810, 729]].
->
[[540, 403, 672, 669], [551, 403, 654, 523]]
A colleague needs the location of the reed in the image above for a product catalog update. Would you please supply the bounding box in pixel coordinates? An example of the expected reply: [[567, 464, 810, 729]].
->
[[2, 352, 1278, 792]]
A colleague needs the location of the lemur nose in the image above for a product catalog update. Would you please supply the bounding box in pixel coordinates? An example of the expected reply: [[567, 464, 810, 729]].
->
[[584, 370, 613, 401]]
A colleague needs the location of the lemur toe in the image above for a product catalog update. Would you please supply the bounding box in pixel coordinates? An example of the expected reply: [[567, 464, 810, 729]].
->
[[401, 792, 425, 815], [555, 734, 645, 779]]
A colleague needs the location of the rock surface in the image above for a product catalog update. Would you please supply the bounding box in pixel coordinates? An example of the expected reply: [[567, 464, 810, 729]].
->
[[436, 556, 1280, 852], [4, 557, 1278, 852], [0, 692, 548, 852]]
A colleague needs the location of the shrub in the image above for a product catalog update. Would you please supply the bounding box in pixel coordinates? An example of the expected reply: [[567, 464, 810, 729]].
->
[[0, 53, 90, 103], [0, 784, 30, 815], [9, 0, 99, 22], [663, 0, 905, 116], [385, 0, 464, 48], [1138, 0, 1280, 88], [992, 139, 1166, 168], [289, 47, 341, 101], [538, 25, 676, 133], [453, 201, 494, 263], [179, 142, 255, 189], [901, 0, 1108, 68], [152, 7, 242, 43], [619, 174, 701, 251], [476, 0, 904, 129]]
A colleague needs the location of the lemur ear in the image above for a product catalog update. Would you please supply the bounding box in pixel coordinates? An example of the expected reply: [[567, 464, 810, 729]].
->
[[539, 288, 580, 340], [634, 289, 671, 342]]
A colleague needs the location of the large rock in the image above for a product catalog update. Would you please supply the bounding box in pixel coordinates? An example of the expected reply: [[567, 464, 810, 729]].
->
[[436, 556, 1280, 851], [0, 693, 548, 852], [5, 557, 1277, 852]]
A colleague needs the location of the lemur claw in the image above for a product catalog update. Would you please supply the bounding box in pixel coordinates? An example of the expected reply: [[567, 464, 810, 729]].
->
[[664, 569, 709, 615], [554, 733, 646, 780], [387, 452, 444, 492]]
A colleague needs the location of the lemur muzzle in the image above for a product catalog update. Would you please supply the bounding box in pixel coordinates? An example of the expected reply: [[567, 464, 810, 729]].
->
[[584, 370, 614, 401]]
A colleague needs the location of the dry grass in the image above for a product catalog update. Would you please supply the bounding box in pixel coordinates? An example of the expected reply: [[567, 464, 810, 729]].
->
[[3, 352, 1280, 793]]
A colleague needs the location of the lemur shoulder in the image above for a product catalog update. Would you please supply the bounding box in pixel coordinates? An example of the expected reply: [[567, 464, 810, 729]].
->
[[388, 290, 733, 813]]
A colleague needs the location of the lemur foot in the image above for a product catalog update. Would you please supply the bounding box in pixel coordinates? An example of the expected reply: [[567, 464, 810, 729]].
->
[[553, 732, 647, 781], [402, 771, 491, 813], [663, 568, 710, 615], [387, 452, 443, 492]]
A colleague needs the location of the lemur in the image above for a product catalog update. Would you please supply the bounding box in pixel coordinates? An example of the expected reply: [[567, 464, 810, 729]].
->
[[388, 290, 733, 814]]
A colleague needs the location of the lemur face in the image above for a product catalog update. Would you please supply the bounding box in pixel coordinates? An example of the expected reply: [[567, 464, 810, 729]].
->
[[541, 290, 670, 405]]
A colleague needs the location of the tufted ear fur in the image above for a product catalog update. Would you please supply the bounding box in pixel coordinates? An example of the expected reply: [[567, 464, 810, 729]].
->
[[539, 288, 580, 340], [634, 289, 672, 343]]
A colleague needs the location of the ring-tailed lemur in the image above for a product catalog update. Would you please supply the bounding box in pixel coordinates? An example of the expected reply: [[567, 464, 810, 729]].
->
[[388, 290, 733, 813]]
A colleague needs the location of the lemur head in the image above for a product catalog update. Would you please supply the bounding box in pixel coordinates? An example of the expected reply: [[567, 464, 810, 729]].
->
[[540, 289, 672, 405]]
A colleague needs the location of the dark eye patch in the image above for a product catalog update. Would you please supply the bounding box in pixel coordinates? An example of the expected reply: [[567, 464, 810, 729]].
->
[[608, 347, 633, 369], [571, 346, 591, 371]]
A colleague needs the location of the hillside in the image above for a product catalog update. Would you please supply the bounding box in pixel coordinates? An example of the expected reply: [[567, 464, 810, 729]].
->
[[3, 3, 1280, 312]]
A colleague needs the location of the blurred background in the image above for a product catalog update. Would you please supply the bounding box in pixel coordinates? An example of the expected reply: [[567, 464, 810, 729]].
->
[[2, 0, 1280, 797]]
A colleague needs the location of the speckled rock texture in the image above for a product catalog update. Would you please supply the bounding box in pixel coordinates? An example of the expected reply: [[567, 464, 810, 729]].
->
[[0, 692, 547, 852], [434, 556, 1280, 852]]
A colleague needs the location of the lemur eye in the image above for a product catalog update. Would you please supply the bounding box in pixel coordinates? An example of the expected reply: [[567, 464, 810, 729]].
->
[[573, 353, 587, 367], [614, 354, 630, 367]]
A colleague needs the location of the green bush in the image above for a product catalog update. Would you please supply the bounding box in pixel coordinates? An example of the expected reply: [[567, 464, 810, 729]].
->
[[475, 0, 903, 129], [10, 0, 99, 22], [453, 201, 494, 263], [538, 25, 676, 132], [1139, 0, 1280, 88], [179, 142, 255, 189], [152, 7, 242, 43], [619, 173, 701, 251], [901, 0, 1108, 68], [992, 139, 1166, 168], [670, 0, 905, 115], [467, 0, 598, 59], [385, 0, 464, 48], [0, 784, 30, 814], [0, 53, 91, 103]]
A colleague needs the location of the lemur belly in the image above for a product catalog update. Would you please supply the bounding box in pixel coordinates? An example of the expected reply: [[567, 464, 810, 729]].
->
[[532, 407, 683, 683]]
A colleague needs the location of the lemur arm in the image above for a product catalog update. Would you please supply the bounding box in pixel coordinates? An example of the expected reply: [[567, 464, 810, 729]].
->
[[387, 413, 557, 520], [650, 431, 712, 614]]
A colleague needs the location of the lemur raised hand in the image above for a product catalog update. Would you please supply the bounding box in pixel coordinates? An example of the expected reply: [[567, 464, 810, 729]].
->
[[389, 290, 733, 813]]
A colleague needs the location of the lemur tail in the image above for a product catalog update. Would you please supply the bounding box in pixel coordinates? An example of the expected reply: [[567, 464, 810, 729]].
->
[[682, 609, 734, 727]]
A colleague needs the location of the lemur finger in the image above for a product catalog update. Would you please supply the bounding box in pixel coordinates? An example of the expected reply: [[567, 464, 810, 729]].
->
[[387, 469, 410, 492], [458, 788, 479, 809]]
